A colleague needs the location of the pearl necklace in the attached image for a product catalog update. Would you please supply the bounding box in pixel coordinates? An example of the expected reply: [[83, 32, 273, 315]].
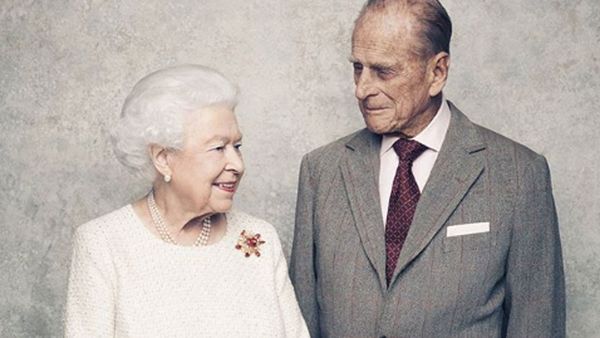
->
[[147, 191, 211, 246]]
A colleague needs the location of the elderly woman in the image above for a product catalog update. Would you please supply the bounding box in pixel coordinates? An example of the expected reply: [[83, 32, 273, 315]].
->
[[64, 65, 309, 337]]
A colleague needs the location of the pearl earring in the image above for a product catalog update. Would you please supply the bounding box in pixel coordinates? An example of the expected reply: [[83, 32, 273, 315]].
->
[[164, 174, 172, 183]]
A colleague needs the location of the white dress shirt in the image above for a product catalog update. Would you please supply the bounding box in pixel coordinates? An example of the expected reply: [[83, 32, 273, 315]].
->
[[379, 99, 451, 223]]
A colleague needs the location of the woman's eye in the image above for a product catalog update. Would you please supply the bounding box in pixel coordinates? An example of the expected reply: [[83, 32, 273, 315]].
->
[[212, 146, 225, 151], [234, 144, 242, 150]]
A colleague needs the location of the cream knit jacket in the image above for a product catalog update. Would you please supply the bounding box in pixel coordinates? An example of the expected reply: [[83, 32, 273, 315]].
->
[[64, 205, 309, 337]]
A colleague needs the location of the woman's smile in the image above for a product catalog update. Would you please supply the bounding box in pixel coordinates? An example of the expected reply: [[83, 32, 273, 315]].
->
[[213, 181, 237, 193]]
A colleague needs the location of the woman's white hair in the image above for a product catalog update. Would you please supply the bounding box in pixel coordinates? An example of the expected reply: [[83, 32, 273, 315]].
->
[[111, 64, 239, 182]]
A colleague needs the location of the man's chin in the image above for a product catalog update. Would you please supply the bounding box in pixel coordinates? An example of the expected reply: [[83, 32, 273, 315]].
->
[[365, 121, 395, 135]]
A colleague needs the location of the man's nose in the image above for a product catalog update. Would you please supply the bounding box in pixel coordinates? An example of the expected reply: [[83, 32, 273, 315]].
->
[[355, 70, 377, 100]]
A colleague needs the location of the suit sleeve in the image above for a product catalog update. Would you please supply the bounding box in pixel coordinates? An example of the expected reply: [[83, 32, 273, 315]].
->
[[504, 155, 566, 337], [290, 154, 320, 338]]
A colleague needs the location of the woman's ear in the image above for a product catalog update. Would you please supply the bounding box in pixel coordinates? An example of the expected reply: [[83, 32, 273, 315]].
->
[[149, 144, 172, 182], [428, 52, 450, 97]]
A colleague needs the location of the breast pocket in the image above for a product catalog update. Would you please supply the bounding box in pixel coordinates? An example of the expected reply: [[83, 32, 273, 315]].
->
[[443, 222, 494, 253]]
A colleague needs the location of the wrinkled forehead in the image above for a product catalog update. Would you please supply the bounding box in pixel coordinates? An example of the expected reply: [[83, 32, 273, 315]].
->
[[352, 10, 423, 61], [354, 7, 421, 44]]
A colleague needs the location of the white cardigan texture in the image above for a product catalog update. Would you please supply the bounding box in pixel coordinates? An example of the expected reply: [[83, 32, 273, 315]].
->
[[64, 205, 309, 338]]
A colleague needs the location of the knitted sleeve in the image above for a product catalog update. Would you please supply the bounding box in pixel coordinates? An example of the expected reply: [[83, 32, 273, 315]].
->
[[272, 232, 310, 338], [64, 224, 116, 337]]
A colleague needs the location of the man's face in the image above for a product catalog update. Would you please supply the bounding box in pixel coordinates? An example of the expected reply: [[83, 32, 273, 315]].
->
[[351, 10, 438, 137]]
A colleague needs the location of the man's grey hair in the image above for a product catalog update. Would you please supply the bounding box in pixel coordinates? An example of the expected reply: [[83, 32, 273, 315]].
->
[[357, 0, 452, 57], [111, 64, 239, 183]]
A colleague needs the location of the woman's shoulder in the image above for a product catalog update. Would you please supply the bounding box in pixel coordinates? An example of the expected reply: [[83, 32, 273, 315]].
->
[[226, 209, 280, 238], [75, 205, 136, 241]]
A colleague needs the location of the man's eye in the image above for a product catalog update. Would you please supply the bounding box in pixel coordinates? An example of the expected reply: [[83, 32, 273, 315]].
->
[[212, 146, 225, 151], [353, 63, 363, 72], [376, 68, 393, 77], [234, 144, 242, 150]]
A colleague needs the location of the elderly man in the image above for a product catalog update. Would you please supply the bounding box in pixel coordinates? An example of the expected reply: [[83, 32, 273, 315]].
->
[[290, 0, 566, 337]]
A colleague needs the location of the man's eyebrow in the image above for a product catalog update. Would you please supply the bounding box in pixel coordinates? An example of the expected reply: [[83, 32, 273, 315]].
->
[[347, 57, 395, 69], [372, 62, 395, 70]]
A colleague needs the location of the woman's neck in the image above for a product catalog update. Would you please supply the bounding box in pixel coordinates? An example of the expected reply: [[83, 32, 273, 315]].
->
[[131, 185, 228, 246], [151, 184, 212, 233]]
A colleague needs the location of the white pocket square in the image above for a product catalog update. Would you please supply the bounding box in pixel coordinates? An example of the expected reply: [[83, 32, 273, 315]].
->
[[446, 222, 490, 237]]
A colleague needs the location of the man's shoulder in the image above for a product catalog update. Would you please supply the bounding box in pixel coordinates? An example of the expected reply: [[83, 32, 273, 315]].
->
[[448, 101, 545, 165], [474, 122, 545, 165], [302, 129, 367, 164]]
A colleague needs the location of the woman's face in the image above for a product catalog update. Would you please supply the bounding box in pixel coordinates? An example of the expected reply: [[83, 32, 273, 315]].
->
[[168, 104, 244, 215]]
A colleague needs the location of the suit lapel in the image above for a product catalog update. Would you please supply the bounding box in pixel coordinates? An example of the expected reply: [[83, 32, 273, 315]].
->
[[340, 129, 388, 290], [391, 103, 487, 283]]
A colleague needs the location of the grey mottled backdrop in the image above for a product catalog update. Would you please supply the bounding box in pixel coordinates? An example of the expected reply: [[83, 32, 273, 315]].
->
[[1, 0, 598, 337]]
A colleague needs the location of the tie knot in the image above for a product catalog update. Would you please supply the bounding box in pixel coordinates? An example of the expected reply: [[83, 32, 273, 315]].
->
[[392, 138, 427, 162]]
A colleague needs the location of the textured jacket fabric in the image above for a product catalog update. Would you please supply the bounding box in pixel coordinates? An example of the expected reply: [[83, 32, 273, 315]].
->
[[290, 103, 565, 338], [65, 206, 309, 337]]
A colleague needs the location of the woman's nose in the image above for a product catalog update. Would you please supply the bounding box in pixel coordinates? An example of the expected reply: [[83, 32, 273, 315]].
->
[[226, 147, 244, 174]]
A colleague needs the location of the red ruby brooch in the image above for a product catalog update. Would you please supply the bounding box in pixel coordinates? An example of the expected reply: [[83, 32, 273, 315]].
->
[[235, 230, 266, 257]]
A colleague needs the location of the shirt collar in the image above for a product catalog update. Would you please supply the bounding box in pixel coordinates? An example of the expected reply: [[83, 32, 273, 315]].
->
[[380, 97, 452, 156]]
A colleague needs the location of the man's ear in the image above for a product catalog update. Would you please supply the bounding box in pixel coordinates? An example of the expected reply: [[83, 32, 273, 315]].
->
[[428, 51, 450, 97], [149, 144, 172, 179]]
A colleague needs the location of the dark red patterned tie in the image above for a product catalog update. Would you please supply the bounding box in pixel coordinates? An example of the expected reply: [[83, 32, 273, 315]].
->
[[385, 138, 427, 285]]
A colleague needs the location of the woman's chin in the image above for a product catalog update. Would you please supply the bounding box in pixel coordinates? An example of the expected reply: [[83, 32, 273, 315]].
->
[[209, 200, 234, 214]]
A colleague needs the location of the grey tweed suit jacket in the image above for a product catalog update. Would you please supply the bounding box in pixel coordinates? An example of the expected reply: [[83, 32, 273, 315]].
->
[[290, 103, 565, 338]]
